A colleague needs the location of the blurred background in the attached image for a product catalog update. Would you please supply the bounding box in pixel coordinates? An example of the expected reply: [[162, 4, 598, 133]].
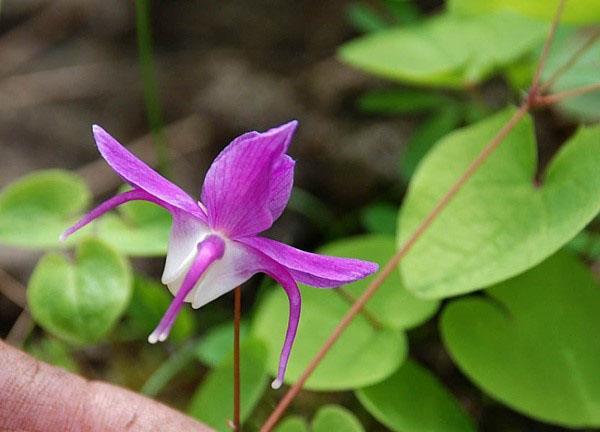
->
[[1, 1, 599, 431]]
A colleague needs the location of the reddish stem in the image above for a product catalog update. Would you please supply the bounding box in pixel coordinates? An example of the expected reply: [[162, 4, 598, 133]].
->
[[233, 287, 241, 431]]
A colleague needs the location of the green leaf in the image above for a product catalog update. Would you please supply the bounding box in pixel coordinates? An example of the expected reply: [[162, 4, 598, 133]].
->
[[119, 274, 194, 343], [188, 338, 269, 431], [448, 0, 600, 25], [28, 237, 132, 345], [339, 12, 546, 88], [441, 252, 600, 427], [357, 89, 453, 115], [567, 230, 600, 260], [275, 406, 364, 432], [347, 2, 390, 33], [543, 29, 600, 122], [398, 107, 600, 299], [312, 405, 364, 432], [27, 337, 79, 373], [274, 416, 309, 432], [252, 236, 410, 391], [360, 203, 398, 235], [195, 321, 250, 367], [400, 106, 463, 180], [96, 192, 171, 257], [141, 340, 198, 397], [356, 360, 475, 432], [321, 235, 438, 330], [0, 170, 90, 248]]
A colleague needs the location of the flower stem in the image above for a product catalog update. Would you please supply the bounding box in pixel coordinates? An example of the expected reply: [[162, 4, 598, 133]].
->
[[134, 0, 171, 178], [530, 0, 567, 92], [534, 82, 600, 107], [334, 288, 384, 330], [539, 28, 600, 93], [233, 286, 242, 431]]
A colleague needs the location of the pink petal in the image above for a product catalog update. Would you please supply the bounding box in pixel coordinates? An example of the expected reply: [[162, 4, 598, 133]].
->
[[200, 121, 298, 238], [240, 242, 301, 389], [60, 188, 167, 241], [149, 235, 225, 343], [268, 155, 295, 222], [238, 236, 379, 288], [92, 125, 206, 222]]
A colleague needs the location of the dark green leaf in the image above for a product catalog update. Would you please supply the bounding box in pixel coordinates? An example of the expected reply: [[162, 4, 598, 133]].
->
[[441, 252, 600, 427], [356, 360, 475, 432]]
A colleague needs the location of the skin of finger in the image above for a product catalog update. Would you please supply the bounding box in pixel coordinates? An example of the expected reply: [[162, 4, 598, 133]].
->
[[0, 341, 214, 432]]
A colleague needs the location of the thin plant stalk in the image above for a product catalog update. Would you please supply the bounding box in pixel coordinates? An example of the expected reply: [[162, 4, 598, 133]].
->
[[135, 0, 171, 177], [233, 287, 242, 431], [539, 28, 600, 93]]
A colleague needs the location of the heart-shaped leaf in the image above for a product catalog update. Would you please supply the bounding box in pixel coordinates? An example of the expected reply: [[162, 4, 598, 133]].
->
[[0, 170, 90, 249], [96, 193, 171, 257], [356, 360, 475, 432], [252, 237, 409, 391], [398, 107, 600, 299], [28, 237, 132, 345], [448, 0, 600, 25], [312, 405, 364, 432], [274, 405, 364, 432], [274, 416, 309, 432], [188, 338, 269, 431], [441, 252, 600, 427], [339, 12, 546, 88]]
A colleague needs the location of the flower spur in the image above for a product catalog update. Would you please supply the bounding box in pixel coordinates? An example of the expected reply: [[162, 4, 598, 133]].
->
[[61, 121, 378, 388]]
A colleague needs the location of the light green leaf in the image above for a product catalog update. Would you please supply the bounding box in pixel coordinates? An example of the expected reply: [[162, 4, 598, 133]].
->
[[96, 193, 171, 256], [274, 416, 309, 432], [356, 360, 475, 432], [398, 107, 600, 299], [448, 0, 600, 25], [441, 252, 600, 427], [321, 235, 438, 330], [28, 237, 132, 345], [339, 12, 546, 88], [188, 338, 269, 431], [252, 237, 409, 391], [119, 274, 194, 343], [0, 170, 90, 248], [312, 405, 364, 432], [195, 321, 250, 367]]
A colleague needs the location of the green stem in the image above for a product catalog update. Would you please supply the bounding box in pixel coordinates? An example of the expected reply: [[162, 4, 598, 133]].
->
[[135, 0, 171, 178]]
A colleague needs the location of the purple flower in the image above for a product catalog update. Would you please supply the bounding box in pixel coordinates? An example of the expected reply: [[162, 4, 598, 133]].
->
[[61, 121, 378, 388]]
